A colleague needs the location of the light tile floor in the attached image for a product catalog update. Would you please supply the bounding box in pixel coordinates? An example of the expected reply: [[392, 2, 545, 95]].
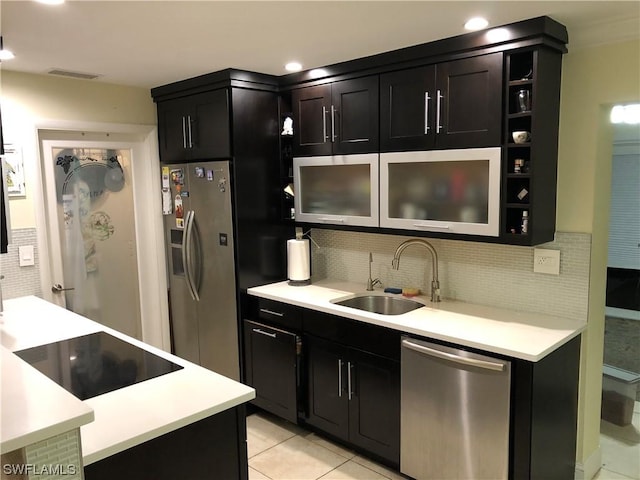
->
[[595, 401, 640, 480], [248, 402, 640, 480], [246, 411, 406, 480]]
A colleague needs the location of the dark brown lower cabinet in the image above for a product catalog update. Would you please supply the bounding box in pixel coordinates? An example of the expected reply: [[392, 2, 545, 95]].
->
[[511, 335, 581, 480], [245, 299, 580, 478], [243, 319, 300, 423], [84, 406, 248, 480], [305, 335, 400, 465]]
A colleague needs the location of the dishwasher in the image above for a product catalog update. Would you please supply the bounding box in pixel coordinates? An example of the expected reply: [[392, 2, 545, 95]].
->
[[400, 336, 511, 480]]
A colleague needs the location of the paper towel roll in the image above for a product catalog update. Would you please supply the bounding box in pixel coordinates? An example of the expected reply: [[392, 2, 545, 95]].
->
[[287, 239, 310, 285]]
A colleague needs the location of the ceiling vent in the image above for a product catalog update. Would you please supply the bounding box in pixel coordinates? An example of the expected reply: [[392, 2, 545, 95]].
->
[[47, 68, 101, 80]]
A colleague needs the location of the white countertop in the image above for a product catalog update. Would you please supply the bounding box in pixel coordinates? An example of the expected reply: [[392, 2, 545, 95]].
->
[[0, 296, 255, 465], [247, 280, 586, 362], [0, 345, 94, 454]]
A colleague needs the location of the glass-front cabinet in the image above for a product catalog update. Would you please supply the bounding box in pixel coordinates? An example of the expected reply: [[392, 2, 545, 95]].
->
[[380, 148, 501, 236], [293, 154, 379, 227]]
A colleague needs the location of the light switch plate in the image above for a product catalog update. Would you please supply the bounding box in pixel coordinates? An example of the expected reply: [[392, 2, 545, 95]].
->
[[19, 245, 35, 267], [533, 248, 560, 275]]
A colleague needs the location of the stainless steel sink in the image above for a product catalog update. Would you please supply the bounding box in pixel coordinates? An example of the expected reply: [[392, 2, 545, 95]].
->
[[332, 294, 424, 315]]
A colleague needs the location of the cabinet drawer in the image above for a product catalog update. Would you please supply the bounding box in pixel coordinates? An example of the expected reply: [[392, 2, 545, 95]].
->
[[303, 309, 400, 361], [258, 299, 303, 330]]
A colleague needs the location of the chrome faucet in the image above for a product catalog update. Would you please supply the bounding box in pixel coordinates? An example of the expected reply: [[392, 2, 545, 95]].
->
[[391, 239, 441, 302], [366, 252, 382, 291]]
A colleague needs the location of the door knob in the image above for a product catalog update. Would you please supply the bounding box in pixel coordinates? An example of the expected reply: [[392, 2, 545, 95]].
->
[[51, 283, 75, 293]]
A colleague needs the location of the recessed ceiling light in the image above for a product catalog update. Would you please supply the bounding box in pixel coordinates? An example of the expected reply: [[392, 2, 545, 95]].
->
[[285, 62, 302, 72], [464, 17, 489, 31], [35, 0, 65, 5]]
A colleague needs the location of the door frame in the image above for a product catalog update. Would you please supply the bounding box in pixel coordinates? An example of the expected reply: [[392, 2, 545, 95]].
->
[[32, 119, 170, 351]]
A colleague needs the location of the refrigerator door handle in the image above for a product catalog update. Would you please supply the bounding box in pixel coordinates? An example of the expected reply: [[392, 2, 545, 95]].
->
[[183, 210, 200, 301], [190, 210, 203, 296], [181, 211, 195, 300]]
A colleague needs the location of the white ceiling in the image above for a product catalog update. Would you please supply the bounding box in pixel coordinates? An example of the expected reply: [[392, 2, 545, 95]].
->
[[1, 1, 639, 89]]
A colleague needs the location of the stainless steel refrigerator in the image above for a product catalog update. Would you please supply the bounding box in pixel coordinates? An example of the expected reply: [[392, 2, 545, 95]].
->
[[162, 160, 239, 380]]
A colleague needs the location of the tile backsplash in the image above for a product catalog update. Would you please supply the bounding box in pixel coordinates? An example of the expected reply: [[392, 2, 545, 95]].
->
[[23, 428, 83, 480], [310, 229, 590, 321], [1, 227, 591, 322], [0, 228, 42, 300]]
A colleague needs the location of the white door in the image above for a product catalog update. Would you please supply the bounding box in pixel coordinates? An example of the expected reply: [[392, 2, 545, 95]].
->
[[41, 139, 143, 339]]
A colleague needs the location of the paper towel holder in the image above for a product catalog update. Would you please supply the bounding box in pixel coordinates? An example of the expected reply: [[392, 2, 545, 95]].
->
[[287, 228, 313, 286]]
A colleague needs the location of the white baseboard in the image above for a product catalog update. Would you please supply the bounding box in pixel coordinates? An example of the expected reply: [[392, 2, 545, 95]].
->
[[575, 445, 602, 480]]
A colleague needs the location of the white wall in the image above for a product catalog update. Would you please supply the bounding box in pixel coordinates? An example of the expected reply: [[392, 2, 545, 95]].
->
[[1, 70, 169, 351], [1, 69, 156, 228]]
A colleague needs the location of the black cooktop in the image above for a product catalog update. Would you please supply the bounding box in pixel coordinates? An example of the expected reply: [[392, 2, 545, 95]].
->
[[15, 332, 183, 400]]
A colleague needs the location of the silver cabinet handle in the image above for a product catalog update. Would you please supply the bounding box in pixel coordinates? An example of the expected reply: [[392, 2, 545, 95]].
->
[[424, 92, 431, 134], [252, 328, 277, 338], [436, 89, 444, 133], [182, 116, 188, 149], [322, 106, 328, 142], [187, 115, 194, 148], [51, 283, 74, 293], [347, 361, 354, 400], [318, 217, 345, 223], [259, 308, 284, 317], [330, 105, 336, 142], [402, 339, 506, 372], [338, 359, 343, 397], [412, 223, 451, 230]]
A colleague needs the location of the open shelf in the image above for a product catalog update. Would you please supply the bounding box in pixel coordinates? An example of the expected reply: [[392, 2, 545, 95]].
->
[[501, 47, 562, 245]]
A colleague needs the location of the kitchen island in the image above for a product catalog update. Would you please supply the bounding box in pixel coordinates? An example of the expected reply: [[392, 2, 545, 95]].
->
[[1, 296, 255, 480]]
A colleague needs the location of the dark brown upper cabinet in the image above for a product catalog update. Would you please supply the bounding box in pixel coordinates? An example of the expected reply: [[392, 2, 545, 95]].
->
[[156, 89, 231, 163], [292, 76, 379, 157], [380, 53, 503, 152]]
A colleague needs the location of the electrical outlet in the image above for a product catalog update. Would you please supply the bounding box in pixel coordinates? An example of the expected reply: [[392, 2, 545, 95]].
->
[[533, 248, 560, 275]]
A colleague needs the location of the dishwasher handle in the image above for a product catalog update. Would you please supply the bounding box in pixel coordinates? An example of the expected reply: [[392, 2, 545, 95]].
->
[[401, 339, 506, 372]]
